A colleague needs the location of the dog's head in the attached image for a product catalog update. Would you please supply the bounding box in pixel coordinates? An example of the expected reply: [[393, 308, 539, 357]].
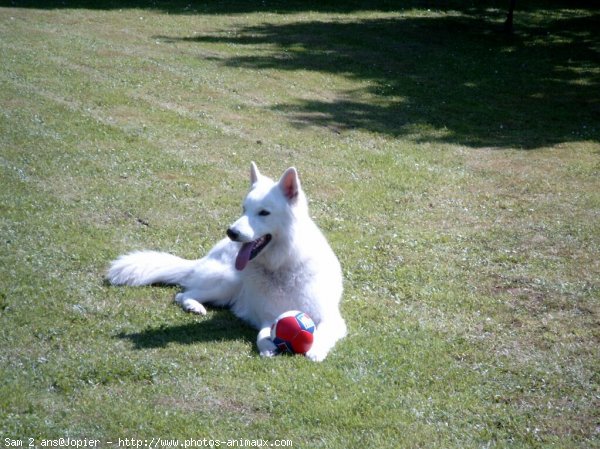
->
[[226, 162, 307, 271]]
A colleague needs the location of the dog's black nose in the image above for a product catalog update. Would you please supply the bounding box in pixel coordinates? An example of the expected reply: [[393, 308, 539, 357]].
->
[[226, 228, 239, 241]]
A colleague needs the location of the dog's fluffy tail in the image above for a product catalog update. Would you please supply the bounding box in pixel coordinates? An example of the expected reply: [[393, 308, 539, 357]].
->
[[107, 251, 196, 286]]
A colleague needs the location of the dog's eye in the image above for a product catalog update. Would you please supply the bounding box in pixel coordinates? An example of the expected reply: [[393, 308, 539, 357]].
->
[[258, 210, 270, 217]]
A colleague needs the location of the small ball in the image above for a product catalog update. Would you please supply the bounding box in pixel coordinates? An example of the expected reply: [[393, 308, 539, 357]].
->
[[270, 310, 315, 355]]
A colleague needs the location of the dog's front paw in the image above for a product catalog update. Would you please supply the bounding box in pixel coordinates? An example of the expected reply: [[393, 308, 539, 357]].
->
[[305, 347, 327, 362], [257, 328, 277, 358]]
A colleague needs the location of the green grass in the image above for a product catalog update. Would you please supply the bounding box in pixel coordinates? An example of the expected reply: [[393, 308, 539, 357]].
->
[[1, 1, 598, 447]]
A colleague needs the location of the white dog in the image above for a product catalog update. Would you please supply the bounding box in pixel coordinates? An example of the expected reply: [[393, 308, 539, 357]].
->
[[107, 163, 346, 361]]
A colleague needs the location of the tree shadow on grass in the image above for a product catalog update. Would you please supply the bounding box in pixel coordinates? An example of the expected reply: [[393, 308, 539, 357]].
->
[[158, 8, 599, 149], [0, 0, 466, 14], [117, 309, 256, 350], [8, 0, 598, 148]]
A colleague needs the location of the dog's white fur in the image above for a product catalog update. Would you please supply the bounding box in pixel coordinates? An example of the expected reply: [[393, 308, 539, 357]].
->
[[107, 163, 346, 361]]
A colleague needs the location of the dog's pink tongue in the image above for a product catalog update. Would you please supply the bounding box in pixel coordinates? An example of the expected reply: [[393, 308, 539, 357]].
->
[[235, 242, 254, 271]]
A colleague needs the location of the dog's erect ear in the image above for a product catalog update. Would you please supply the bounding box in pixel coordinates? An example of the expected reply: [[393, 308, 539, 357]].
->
[[278, 167, 300, 202], [250, 161, 260, 185]]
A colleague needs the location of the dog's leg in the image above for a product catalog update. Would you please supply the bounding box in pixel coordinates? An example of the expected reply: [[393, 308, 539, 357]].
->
[[257, 326, 277, 357], [174, 291, 207, 315], [174, 277, 237, 315], [174, 243, 241, 315], [306, 317, 347, 362]]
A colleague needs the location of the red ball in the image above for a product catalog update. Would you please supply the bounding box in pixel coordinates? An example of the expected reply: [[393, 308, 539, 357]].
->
[[270, 311, 315, 354]]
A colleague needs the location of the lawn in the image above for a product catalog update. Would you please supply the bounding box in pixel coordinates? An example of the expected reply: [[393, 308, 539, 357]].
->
[[0, 1, 598, 448]]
